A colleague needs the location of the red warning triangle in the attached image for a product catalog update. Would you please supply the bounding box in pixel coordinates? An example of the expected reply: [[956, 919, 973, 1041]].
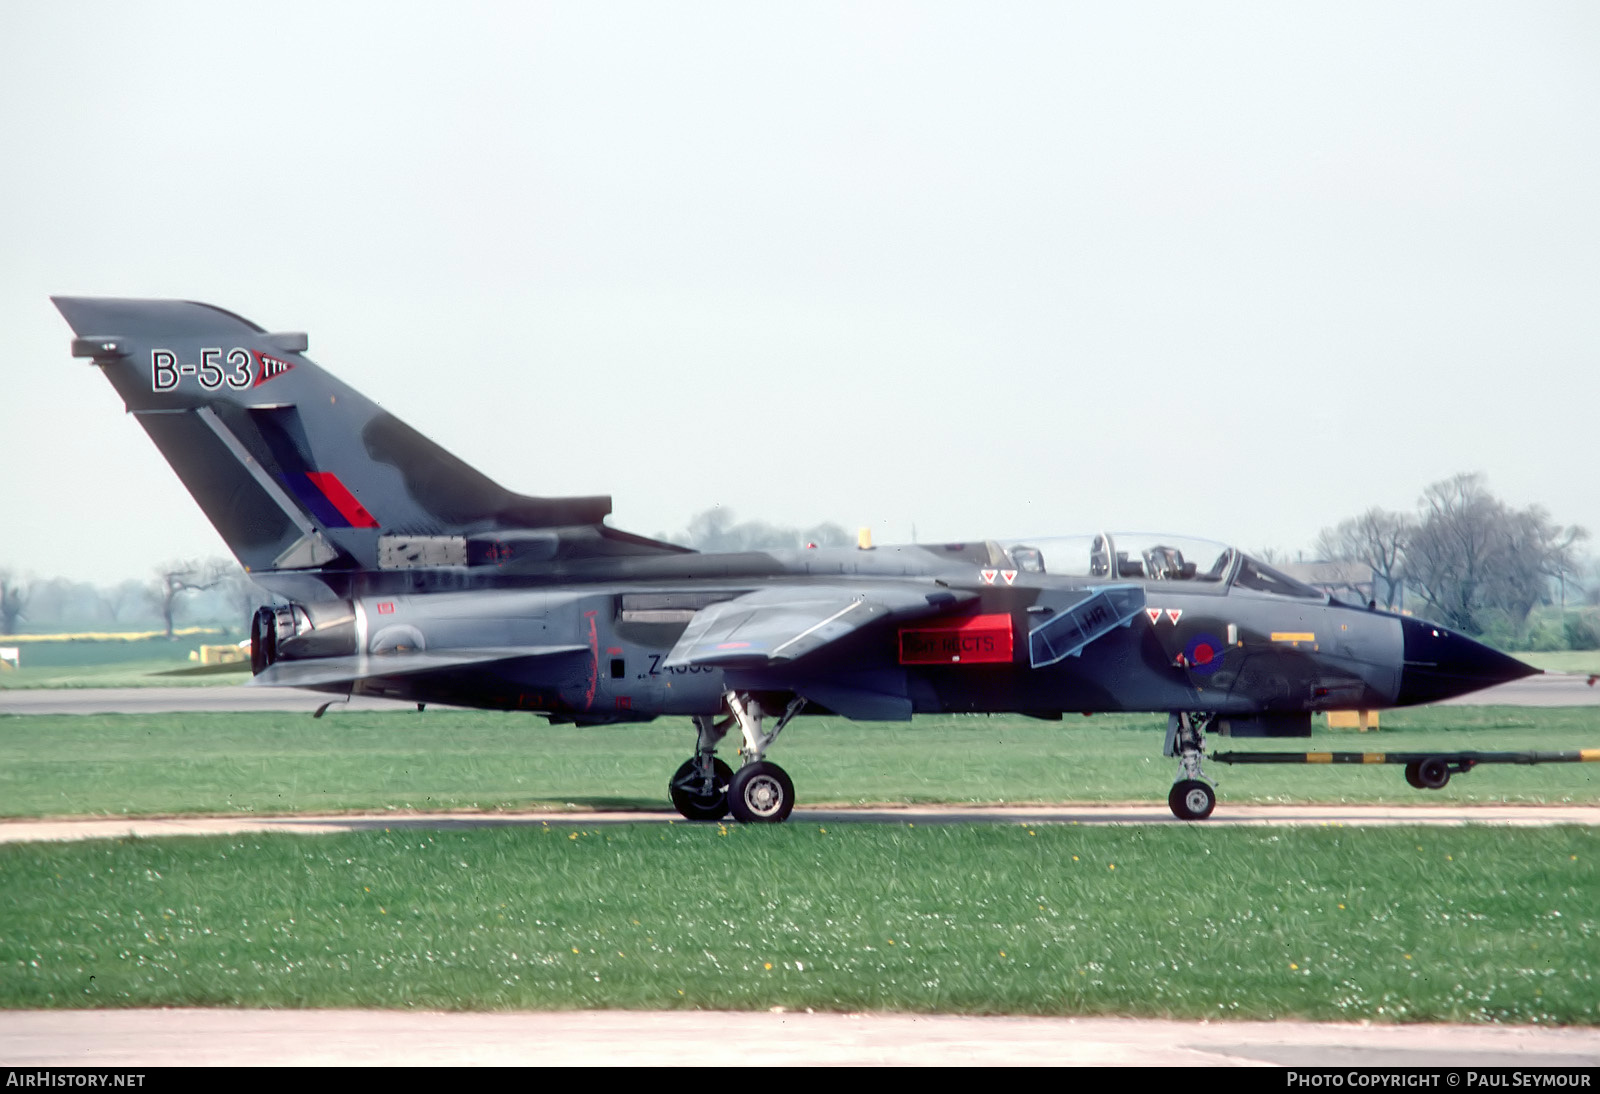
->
[[1145, 608, 1161, 625]]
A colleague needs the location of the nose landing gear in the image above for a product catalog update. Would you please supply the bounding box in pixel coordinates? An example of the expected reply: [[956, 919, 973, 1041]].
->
[[1166, 712, 1218, 820]]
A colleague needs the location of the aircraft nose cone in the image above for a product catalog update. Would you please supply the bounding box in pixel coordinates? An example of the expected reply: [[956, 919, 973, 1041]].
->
[[1395, 616, 1540, 705]]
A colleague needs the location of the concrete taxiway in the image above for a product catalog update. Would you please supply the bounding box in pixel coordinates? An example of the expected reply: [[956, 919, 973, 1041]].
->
[[1, 801, 1596, 845], [3, 1009, 1597, 1067]]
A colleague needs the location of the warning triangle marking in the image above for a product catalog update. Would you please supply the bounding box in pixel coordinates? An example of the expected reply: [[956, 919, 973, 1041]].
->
[[980, 569, 997, 585], [1001, 570, 1017, 585], [1145, 608, 1161, 625], [1167, 609, 1183, 625]]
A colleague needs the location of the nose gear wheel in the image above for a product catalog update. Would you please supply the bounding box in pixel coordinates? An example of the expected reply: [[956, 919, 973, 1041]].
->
[[1169, 779, 1216, 820]]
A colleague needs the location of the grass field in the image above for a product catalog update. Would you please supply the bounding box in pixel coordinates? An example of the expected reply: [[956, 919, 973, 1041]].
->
[[0, 706, 1596, 819], [2, 824, 1594, 1022], [3, 632, 1596, 1024], [3, 706, 1597, 1023], [0, 660, 244, 690], [0, 632, 234, 674], [1521, 650, 1600, 674]]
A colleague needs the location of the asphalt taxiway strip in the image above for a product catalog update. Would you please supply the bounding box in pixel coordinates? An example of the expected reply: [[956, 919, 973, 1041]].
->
[[2, 801, 1596, 844], [3, 1009, 1597, 1066]]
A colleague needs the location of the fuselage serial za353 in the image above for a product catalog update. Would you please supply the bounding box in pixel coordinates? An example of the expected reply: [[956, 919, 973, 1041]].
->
[[53, 297, 1541, 822]]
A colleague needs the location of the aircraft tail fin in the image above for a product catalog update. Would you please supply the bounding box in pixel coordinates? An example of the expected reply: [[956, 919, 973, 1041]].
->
[[52, 297, 654, 574]]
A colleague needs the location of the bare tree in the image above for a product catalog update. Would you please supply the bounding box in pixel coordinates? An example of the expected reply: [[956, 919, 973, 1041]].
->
[[1405, 475, 1507, 632], [24, 577, 103, 629], [0, 570, 29, 635], [98, 579, 150, 625], [149, 559, 233, 639], [1530, 512, 1590, 611], [1315, 507, 1413, 609], [1405, 474, 1587, 635]]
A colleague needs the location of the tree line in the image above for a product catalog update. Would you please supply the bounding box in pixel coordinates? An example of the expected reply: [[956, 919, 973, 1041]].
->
[[3, 488, 1593, 649], [1, 508, 850, 638], [1316, 473, 1594, 647], [657, 507, 853, 552], [0, 559, 263, 639]]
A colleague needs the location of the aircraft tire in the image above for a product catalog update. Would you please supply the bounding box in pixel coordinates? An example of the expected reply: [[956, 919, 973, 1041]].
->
[[669, 757, 733, 821], [1417, 757, 1451, 790], [728, 761, 795, 824], [1168, 780, 1215, 821], [1404, 762, 1426, 789]]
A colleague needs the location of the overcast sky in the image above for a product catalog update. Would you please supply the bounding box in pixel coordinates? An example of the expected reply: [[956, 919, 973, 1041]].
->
[[4, 2, 1598, 584]]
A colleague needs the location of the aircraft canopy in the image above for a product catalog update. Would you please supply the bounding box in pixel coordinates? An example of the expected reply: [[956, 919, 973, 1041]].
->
[[998, 533, 1324, 600]]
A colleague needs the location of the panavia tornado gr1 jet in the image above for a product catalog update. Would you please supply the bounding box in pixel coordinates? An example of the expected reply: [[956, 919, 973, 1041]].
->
[[53, 297, 1544, 822]]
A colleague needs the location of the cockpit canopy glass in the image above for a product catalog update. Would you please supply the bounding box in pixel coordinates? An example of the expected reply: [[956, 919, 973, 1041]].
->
[[1231, 554, 1325, 599], [1001, 533, 1235, 584], [998, 533, 1327, 601]]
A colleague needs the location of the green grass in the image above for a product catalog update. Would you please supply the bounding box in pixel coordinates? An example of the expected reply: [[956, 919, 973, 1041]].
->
[[0, 633, 233, 672], [0, 660, 243, 689], [1, 707, 1597, 819], [1520, 650, 1600, 675], [4, 708, 1597, 1025], [2, 825, 1594, 1022]]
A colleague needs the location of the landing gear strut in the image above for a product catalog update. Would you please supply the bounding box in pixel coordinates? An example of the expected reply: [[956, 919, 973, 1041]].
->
[[667, 714, 734, 820], [668, 693, 806, 823], [1165, 712, 1217, 821]]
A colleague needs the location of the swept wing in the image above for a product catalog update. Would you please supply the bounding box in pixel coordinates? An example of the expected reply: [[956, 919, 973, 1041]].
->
[[662, 583, 976, 669]]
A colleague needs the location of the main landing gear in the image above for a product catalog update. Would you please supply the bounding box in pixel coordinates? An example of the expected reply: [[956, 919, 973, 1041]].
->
[[667, 692, 806, 823], [1165, 712, 1217, 821]]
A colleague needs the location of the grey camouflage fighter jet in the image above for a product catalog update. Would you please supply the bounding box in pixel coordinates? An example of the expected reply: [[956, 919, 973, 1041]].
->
[[53, 297, 1544, 821]]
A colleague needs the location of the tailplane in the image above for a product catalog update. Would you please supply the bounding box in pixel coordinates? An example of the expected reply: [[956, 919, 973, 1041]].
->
[[52, 297, 676, 574]]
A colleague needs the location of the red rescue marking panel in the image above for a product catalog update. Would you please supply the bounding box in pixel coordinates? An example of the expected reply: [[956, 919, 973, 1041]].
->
[[898, 613, 1013, 665]]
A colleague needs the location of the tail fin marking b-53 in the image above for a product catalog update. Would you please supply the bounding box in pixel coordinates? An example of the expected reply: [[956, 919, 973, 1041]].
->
[[51, 297, 651, 574]]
